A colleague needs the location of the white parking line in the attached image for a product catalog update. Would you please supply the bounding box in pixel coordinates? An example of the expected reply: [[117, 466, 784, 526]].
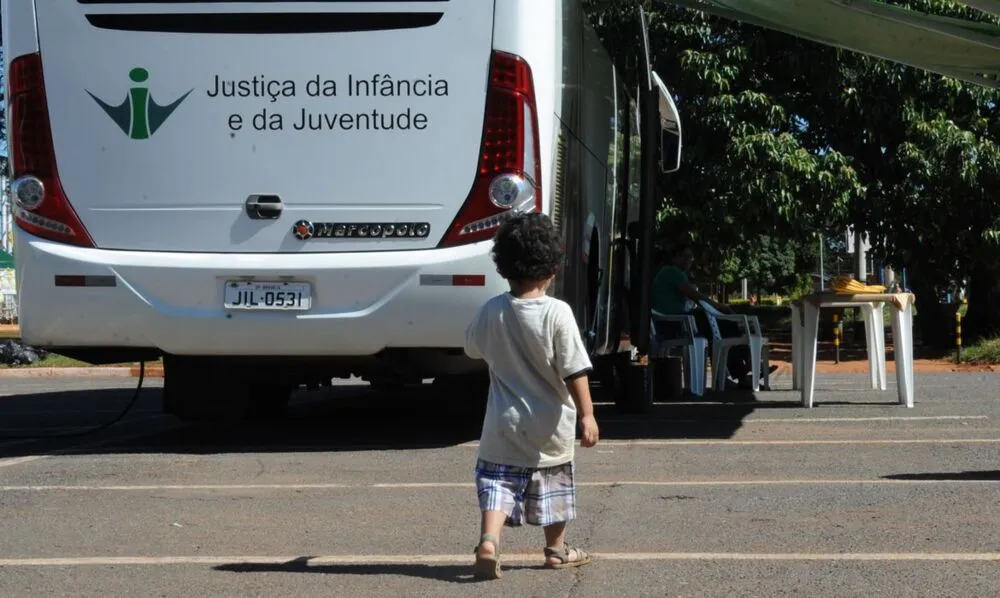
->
[[606, 438, 1000, 446], [1, 552, 998, 567], [455, 438, 1000, 447], [598, 415, 989, 424], [78, 435, 1000, 454], [0, 455, 47, 469], [2, 477, 998, 492]]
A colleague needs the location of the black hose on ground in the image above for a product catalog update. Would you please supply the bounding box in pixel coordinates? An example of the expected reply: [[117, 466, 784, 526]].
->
[[0, 361, 146, 439]]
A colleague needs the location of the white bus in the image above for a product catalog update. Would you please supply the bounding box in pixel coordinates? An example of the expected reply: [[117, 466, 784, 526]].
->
[[3, 0, 681, 420]]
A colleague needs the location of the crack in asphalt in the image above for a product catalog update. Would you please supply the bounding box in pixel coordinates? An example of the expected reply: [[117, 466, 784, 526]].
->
[[565, 482, 615, 596]]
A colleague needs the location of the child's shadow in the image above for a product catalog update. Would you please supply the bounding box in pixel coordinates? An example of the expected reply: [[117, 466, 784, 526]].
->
[[215, 558, 546, 584]]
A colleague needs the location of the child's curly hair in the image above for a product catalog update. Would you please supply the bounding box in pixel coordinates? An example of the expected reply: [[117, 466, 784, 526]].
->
[[491, 213, 565, 282]]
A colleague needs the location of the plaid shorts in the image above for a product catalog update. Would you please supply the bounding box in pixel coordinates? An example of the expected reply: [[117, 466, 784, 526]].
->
[[474, 459, 576, 527]]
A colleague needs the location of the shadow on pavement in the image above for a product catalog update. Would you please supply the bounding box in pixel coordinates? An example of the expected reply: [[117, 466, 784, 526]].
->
[[214, 558, 547, 584], [0, 381, 784, 459]]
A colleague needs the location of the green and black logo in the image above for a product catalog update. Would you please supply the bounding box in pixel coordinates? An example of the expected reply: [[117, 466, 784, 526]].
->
[[87, 68, 193, 139]]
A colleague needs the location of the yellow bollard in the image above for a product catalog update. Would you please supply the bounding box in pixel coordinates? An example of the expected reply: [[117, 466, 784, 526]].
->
[[833, 312, 841, 364], [955, 311, 963, 363]]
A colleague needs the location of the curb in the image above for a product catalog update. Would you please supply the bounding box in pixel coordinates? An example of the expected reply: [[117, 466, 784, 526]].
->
[[0, 365, 164, 379], [132, 365, 164, 378], [0, 367, 134, 378], [770, 361, 997, 375]]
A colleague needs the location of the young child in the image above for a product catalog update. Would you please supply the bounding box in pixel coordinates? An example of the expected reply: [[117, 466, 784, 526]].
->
[[463, 212, 600, 581]]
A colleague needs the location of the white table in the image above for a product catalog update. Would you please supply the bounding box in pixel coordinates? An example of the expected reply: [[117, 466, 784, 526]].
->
[[791, 292, 916, 408], [791, 301, 887, 393]]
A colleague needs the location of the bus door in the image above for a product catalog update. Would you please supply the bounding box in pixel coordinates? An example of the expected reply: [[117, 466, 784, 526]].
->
[[630, 6, 683, 357]]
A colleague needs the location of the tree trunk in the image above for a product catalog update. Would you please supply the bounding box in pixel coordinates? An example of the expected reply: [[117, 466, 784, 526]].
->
[[962, 267, 1000, 344]]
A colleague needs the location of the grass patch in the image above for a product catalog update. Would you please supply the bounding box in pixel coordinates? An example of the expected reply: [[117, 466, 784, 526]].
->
[[0, 353, 162, 368], [956, 337, 1000, 365], [731, 304, 792, 330], [0, 333, 163, 368], [0, 353, 89, 369]]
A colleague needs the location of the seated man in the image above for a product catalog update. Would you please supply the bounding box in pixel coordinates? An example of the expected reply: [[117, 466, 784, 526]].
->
[[652, 243, 775, 390]]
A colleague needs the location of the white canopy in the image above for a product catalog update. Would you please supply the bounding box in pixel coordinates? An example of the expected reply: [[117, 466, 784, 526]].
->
[[668, 0, 1000, 88]]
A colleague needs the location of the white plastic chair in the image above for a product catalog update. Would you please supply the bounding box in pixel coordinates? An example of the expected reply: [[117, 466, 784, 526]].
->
[[649, 310, 708, 396], [698, 300, 771, 392]]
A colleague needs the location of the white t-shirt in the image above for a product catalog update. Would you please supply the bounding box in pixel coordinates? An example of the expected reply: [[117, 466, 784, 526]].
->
[[464, 293, 593, 468]]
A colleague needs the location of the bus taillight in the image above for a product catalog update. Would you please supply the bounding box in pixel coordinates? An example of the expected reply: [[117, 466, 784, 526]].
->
[[438, 51, 541, 248], [9, 53, 95, 248]]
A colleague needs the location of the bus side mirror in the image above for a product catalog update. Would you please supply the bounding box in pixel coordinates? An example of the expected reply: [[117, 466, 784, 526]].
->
[[660, 129, 681, 174], [652, 71, 682, 174]]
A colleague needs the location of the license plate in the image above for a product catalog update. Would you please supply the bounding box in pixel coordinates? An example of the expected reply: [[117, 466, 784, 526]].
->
[[223, 281, 312, 311]]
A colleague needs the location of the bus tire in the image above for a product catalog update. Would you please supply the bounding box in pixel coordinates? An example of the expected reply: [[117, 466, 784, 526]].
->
[[163, 356, 291, 422], [245, 383, 294, 420], [162, 356, 216, 421], [433, 373, 489, 412]]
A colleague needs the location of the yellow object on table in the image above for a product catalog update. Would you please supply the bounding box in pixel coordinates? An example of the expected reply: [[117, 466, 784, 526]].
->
[[831, 275, 885, 294]]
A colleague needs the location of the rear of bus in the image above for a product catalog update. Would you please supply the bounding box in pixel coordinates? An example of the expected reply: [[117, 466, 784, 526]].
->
[[4, 1, 547, 400]]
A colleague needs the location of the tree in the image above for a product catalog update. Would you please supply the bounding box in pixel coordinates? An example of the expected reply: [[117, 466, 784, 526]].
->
[[585, 2, 863, 296], [586, 1, 1000, 345], [773, 1, 1000, 344]]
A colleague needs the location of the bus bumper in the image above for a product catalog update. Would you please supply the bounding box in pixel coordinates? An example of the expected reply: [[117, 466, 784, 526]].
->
[[14, 229, 504, 357]]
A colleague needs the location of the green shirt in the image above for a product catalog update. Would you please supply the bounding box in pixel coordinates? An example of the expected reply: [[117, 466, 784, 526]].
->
[[652, 265, 690, 315]]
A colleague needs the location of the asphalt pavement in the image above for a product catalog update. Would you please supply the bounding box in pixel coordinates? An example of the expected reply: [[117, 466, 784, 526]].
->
[[1, 369, 999, 597]]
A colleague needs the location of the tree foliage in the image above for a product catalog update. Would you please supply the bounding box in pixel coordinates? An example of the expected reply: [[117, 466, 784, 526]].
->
[[775, 0, 1000, 342], [585, 0, 1000, 343], [586, 1, 863, 294]]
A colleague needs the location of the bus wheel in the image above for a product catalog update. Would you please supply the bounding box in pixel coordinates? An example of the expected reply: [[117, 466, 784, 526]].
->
[[245, 383, 294, 420], [433, 373, 489, 410], [433, 373, 489, 392], [163, 357, 291, 422], [368, 377, 407, 391], [163, 356, 221, 421]]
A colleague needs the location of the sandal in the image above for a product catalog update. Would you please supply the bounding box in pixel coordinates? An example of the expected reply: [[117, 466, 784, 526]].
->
[[544, 543, 593, 569], [473, 534, 501, 580]]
